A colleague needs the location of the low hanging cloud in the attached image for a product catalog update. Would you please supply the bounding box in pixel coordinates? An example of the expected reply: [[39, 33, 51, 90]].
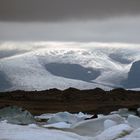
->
[[0, 17, 140, 43]]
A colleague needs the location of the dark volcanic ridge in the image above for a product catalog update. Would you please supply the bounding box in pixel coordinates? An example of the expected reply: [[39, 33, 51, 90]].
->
[[122, 60, 140, 88], [0, 88, 140, 115]]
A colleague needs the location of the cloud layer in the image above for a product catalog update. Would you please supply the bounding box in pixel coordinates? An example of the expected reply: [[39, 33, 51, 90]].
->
[[0, 0, 140, 43], [0, 0, 140, 21], [0, 17, 140, 43]]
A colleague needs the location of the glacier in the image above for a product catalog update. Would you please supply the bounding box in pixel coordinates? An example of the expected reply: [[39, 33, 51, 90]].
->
[[0, 41, 140, 91]]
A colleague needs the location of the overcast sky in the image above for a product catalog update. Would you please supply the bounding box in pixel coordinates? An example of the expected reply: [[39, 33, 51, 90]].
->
[[0, 0, 140, 43]]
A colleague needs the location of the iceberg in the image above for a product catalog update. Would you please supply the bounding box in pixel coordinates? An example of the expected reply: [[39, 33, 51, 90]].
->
[[0, 106, 35, 125], [127, 115, 140, 129], [71, 114, 125, 137], [47, 111, 90, 124]]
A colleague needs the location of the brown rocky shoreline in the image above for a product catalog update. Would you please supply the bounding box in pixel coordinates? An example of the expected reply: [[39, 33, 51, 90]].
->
[[0, 88, 140, 115]]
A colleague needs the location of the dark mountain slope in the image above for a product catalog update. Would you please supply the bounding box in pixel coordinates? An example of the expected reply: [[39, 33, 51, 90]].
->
[[0, 88, 140, 115], [122, 60, 140, 88]]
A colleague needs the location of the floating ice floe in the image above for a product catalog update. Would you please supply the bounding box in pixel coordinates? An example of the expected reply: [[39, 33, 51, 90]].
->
[[0, 106, 35, 125], [35, 113, 54, 120], [43, 122, 71, 129], [92, 124, 133, 140], [0, 115, 138, 140], [47, 111, 91, 125], [0, 121, 88, 140], [127, 115, 140, 129], [2, 108, 140, 140], [110, 108, 136, 118], [71, 114, 125, 137], [104, 119, 117, 129]]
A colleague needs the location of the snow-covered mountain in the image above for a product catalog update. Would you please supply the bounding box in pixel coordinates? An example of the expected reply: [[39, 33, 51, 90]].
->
[[0, 42, 140, 91]]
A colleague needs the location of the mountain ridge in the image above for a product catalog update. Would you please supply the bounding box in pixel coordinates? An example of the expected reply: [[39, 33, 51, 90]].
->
[[0, 87, 140, 115]]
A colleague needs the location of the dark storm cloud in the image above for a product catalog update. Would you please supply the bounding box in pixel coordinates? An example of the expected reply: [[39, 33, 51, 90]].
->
[[0, 0, 140, 22]]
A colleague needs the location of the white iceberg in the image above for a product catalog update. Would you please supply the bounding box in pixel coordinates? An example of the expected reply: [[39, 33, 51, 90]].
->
[[93, 124, 133, 140], [110, 108, 136, 118], [43, 122, 71, 129], [0, 121, 88, 140], [0, 106, 35, 125], [71, 114, 125, 137], [47, 111, 91, 124], [104, 119, 117, 129], [127, 115, 140, 129]]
